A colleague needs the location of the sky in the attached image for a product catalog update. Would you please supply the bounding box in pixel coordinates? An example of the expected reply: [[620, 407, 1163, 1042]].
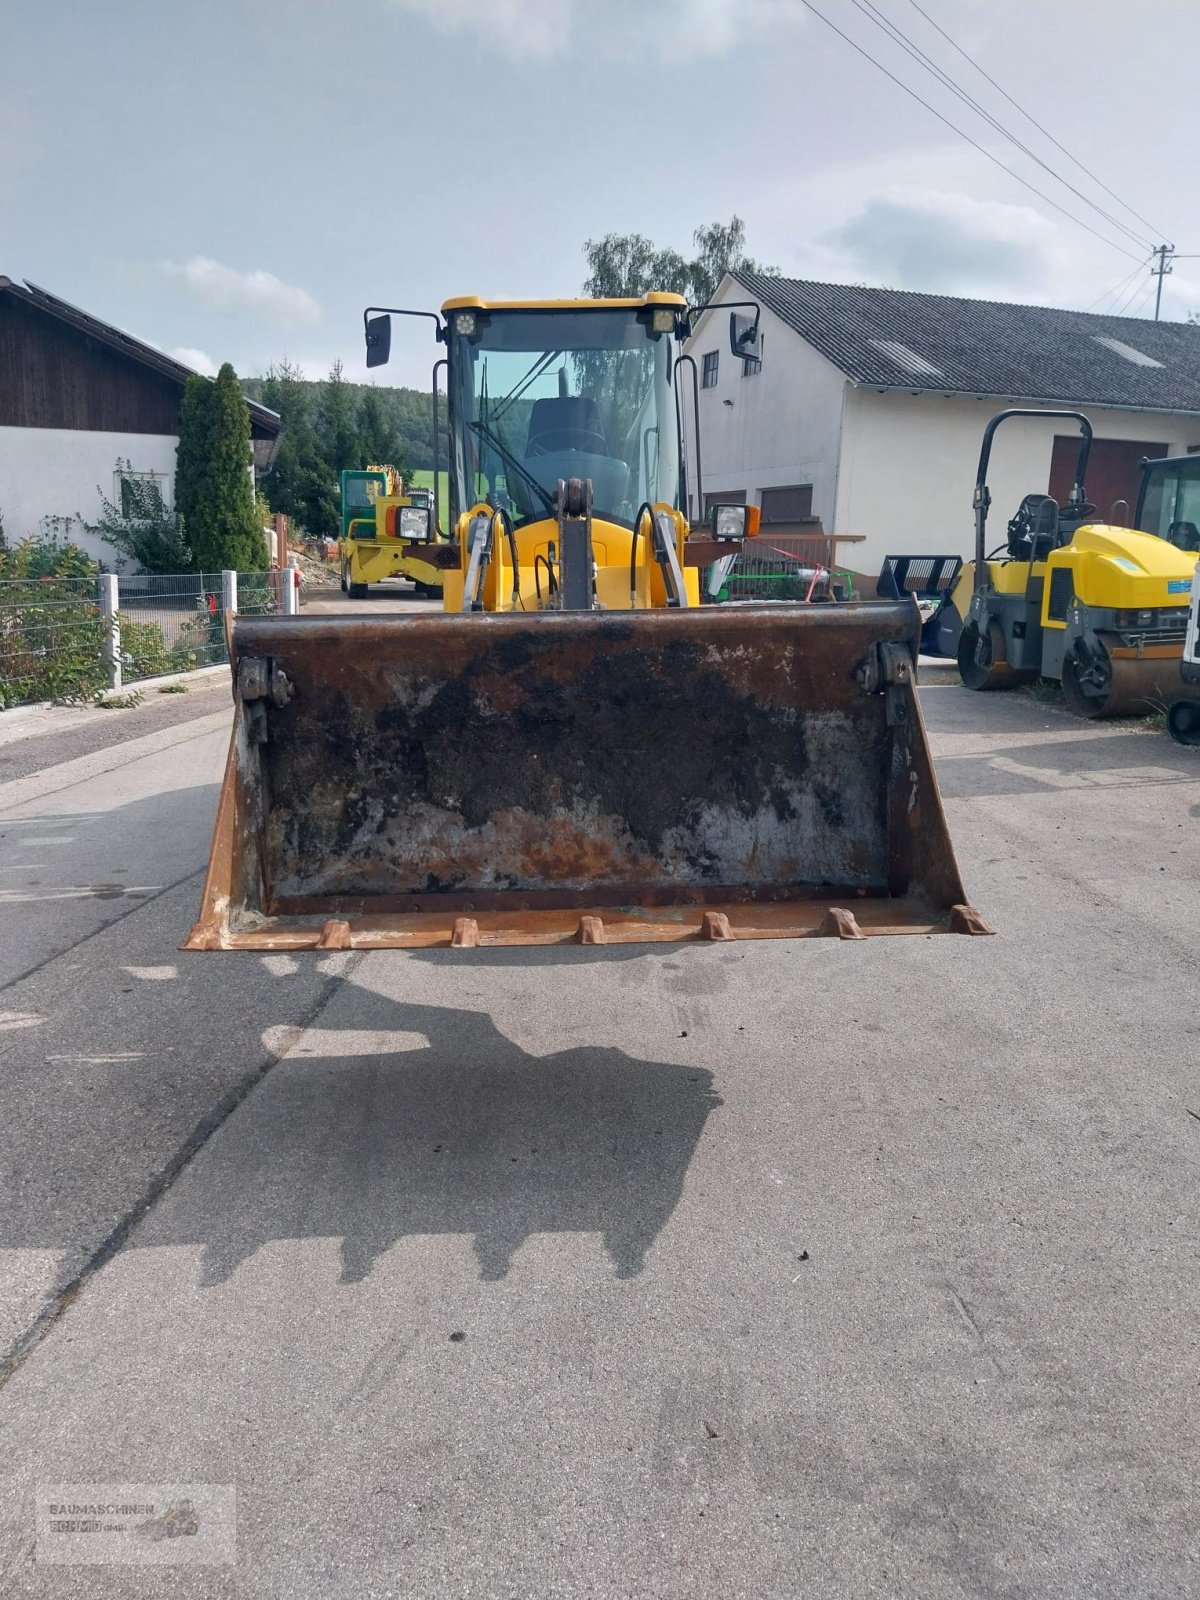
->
[[3, 0, 1199, 389]]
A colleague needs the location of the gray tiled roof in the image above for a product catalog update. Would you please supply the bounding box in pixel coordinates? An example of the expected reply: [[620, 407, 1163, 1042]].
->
[[735, 271, 1200, 413]]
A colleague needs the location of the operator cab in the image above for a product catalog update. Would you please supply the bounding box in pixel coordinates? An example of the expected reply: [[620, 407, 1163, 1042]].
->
[[1137, 453, 1200, 551], [442, 299, 685, 532]]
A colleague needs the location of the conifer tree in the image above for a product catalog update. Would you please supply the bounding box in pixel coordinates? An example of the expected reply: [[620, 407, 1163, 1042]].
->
[[175, 364, 268, 571]]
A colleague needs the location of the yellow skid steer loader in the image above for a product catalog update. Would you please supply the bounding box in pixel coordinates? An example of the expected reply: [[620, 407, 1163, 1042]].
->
[[184, 294, 987, 952]]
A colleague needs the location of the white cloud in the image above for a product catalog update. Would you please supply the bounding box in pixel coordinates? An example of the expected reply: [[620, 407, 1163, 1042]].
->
[[825, 187, 1056, 293], [168, 346, 218, 376], [156, 257, 321, 328], [389, 0, 570, 59], [742, 143, 1161, 313], [663, 0, 807, 59], [386, 0, 802, 60]]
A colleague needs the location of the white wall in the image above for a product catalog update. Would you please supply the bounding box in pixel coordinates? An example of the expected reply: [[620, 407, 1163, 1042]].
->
[[686, 290, 848, 527], [836, 391, 1200, 579], [0, 426, 178, 569]]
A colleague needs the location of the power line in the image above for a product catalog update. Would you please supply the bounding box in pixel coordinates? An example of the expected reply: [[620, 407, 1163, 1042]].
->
[[798, 0, 1144, 263], [902, 0, 1168, 242], [1112, 272, 1153, 318], [848, 0, 1153, 252], [1084, 257, 1152, 314], [1124, 279, 1158, 320]]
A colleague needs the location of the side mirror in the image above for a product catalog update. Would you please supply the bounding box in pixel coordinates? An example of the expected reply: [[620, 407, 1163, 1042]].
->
[[365, 313, 392, 368], [709, 503, 760, 542], [729, 311, 761, 361]]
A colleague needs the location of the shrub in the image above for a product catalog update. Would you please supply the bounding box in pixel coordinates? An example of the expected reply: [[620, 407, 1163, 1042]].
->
[[0, 586, 110, 707], [86, 465, 193, 574], [0, 538, 107, 707], [120, 617, 194, 681]]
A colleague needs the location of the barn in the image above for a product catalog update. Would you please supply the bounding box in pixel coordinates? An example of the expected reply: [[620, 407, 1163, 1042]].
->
[[0, 277, 280, 567]]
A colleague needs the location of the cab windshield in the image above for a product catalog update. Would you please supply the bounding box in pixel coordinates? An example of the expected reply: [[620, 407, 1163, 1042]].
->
[[1139, 458, 1200, 553], [449, 307, 681, 529], [343, 476, 380, 510]]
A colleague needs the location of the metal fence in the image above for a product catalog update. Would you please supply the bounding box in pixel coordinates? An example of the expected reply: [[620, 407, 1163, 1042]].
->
[[234, 571, 283, 620], [714, 537, 859, 603], [116, 571, 229, 679], [0, 577, 110, 708], [0, 570, 283, 707]]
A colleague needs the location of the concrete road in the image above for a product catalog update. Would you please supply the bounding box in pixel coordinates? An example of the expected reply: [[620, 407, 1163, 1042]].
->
[[303, 582, 432, 617], [0, 667, 1197, 1598]]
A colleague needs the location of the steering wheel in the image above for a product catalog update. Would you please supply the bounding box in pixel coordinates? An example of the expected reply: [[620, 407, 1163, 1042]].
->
[[527, 430, 610, 457]]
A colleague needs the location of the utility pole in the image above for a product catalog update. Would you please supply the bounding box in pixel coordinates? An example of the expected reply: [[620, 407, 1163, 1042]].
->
[[1151, 243, 1175, 321]]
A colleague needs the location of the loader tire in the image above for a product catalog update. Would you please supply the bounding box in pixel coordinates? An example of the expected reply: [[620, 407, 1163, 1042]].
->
[[348, 580, 369, 600]]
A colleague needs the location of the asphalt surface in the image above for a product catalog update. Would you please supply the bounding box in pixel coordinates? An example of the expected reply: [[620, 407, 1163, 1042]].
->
[[0, 622, 1198, 1598]]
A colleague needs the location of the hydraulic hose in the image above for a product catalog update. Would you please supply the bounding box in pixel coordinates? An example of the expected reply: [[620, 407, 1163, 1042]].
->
[[534, 553, 558, 606], [630, 502, 655, 607], [496, 509, 521, 609]]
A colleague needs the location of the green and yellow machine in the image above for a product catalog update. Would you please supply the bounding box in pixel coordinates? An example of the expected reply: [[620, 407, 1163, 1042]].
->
[[337, 465, 449, 599], [955, 410, 1196, 716]]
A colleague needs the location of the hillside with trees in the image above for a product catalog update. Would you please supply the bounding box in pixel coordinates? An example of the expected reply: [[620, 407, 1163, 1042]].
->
[[244, 362, 445, 536]]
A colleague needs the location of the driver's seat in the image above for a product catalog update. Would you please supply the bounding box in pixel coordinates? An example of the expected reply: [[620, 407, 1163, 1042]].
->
[[526, 396, 608, 457], [1007, 493, 1060, 559], [517, 394, 630, 516]]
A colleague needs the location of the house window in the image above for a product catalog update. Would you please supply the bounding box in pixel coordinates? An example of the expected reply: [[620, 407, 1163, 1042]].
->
[[116, 470, 168, 520], [701, 351, 719, 388], [743, 336, 763, 377], [704, 489, 746, 513], [759, 484, 814, 525]]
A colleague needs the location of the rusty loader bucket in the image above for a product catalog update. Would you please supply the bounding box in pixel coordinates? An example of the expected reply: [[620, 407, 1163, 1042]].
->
[[184, 603, 989, 951]]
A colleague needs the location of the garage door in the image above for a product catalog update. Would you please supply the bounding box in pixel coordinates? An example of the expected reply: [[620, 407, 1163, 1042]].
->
[[1049, 436, 1169, 524]]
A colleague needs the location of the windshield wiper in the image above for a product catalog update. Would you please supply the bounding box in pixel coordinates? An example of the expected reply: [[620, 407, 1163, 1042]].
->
[[493, 350, 562, 424], [468, 419, 556, 515]]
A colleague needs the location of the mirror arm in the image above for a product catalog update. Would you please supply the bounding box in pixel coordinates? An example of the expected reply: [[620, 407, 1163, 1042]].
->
[[685, 297, 762, 353], [362, 306, 447, 346]]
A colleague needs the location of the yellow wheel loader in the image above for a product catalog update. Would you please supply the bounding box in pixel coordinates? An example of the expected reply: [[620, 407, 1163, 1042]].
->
[[184, 293, 987, 953], [956, 410, 1197, 717]]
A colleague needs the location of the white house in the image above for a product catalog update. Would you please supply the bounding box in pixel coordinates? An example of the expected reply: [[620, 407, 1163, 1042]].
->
[[688, 272, 1200, 582], [0, 277, 280, 568]]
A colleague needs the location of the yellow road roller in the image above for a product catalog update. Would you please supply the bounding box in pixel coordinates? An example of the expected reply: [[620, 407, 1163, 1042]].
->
[[957, 409, 1196, 717]]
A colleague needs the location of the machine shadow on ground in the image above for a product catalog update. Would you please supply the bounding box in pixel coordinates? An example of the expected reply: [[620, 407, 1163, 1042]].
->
[[132, 994, 724, 1286]]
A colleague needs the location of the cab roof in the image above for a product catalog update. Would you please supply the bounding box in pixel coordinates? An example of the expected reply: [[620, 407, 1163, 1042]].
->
[[441, 293, 688, 313]]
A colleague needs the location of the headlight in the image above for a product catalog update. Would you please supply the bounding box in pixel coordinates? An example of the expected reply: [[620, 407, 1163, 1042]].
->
[[399, 507, 429, 541], [711, 504, 749, 541], [454, 310, 477, 337], [651, 307, 676, 333]]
